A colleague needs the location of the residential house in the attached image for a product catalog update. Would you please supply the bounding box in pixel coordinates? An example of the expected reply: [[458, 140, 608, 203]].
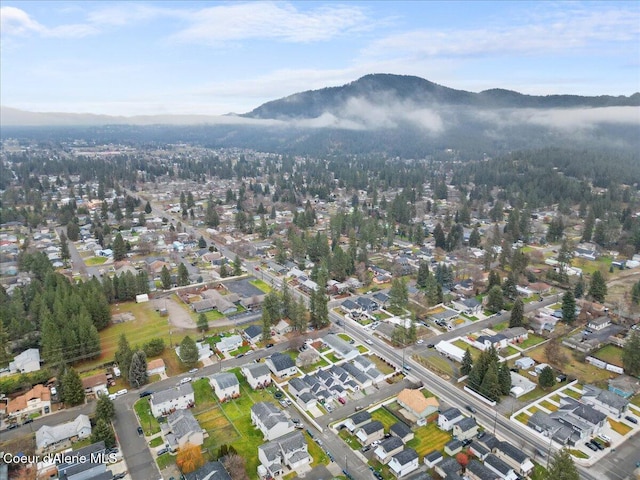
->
[[36, 414, 91, 453], [342, 410, 371, 432], [356, 297, 378, 312], [56, 442, 109, 480], [587, 316, 612, 331], [241, 363, 272, 390], [434, 457, 462, 479], [150, 383, 195, 417], [423, 450, 443, 469], [265, 353, 297, 378], [494, 441, 534, 477], [608, 375, 640, 399], [164, 410, 204, 451], [251, 402, 294, 441], [453, 417, 478, 441], [388, 449, 419, 478], [7, 384, 51, 419], [500, 327, 529, 345], [288, 377, 311, 398], [8, 348, 40, 374], [243, 325, 263, 344], [397, 389, 439, 425], [216, 335, 243, 353], [509, 372, 537, 398], [466, 460, 501, 480], [445, 439, 463, 455], [81, 373, 108, 397], [355, 420, 385, 446], [272, 319, 292, 335], [405, 473, 433, 480], [484, 454, 518, 480], [297, 392, 317, 410], [352, 355, 375, 373], [582, 384, 629, 418], [184, 461, 232, 480], [341, 299, 362, 316], [534, 363, 550, 375], [342, 362, 374, 389], [469, 443, 491, 461], [257, 431, 311, 479], [374, 436, 405, 464], [438, 407, 464, 431], [476, 333, 508, 351], [372, 292, 390, 308], [514, 357, 535, 370], [435, 341, 466, 363], [527, 411, 573, 445], [147, 358, 166, 376], [551, 398, 607, 444], [390, 421, 414, 443], [323, 335, 359, 361], [209, 372, 240, 401], [452, 297, 482, 315]]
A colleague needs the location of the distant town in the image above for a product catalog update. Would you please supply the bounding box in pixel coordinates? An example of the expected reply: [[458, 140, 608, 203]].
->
[[1, 138, 639, 480]]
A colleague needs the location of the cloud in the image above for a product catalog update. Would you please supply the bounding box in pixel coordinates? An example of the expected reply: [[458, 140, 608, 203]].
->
[[169, 2, 372, 44], [365, 6, 639, 59], [0, 6, 98, 38]]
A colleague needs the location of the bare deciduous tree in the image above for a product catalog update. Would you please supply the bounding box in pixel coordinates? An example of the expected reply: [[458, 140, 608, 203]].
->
[[223, 453, 249, 480]]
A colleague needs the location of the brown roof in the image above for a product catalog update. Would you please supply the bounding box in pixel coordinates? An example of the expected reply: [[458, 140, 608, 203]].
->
[[397, 389, 439, 415], [147, 358, 166, 370], [81, 373, 108, 389], [7, 385, 50, 414]]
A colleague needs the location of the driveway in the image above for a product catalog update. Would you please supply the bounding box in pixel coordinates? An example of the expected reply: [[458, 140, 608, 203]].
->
[[151, 297, 197, 329]]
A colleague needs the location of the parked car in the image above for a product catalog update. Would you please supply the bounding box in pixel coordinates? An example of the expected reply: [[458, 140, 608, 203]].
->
[[402, 364, 412, 371], [179, 377, 192, 385], [477, 431, 486, 439], [365, 339, 374, 345], [116, 389, 128, 397], [113, 473, 127, 480], [590, 440, 604, 450], [528, 371, 538, 377], [462, 439, 473, 447], [137, 426, 144, 435], [361, 445, 371, 452], [416, 339, 424, 344], [338, 397, 346, 405], [625, 415, 638, 424], [157, 448, 168, 456], [291, 418, 300, 424], [266, 343, 274, 348], [465, 405, 477, 414], [600, 434, 612, 443], [188, 368, 198, 374], [294, 424, 304, 430], [22, 418, 33, 425], [355, 406, 364, 412], [586, 442, 598, 451], [139, 391, 153, 398], [427, 343, 435, 349]]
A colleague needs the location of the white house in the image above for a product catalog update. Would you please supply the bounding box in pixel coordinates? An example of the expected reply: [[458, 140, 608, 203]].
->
[[355, 420, 385, 446], [209, 372, 240, 401], [36, 414, 91, 453], [342, 411, 371, 432], [374, 437, 404, 464], [241, 363, 272, 390], [9, 348, 41, 374], [150, 383, 195, 417], [265, 353, 297, 378], [323, 335, 359, 361], [485, 454, 518, 480], [452, 417, 478, 441], [494, 441, 535, 477], [257, 431, 310, 479], [216, 335, 243, 353], [251, 402, 294, 441], [164, 410, 204, 452], [587, 316, 611, 331], [147, 358, 166, 376], [435, 341, 465, 363], [515, 357, 535, 370], [438, 408, 464, 431], [388, 449, 419, 478]]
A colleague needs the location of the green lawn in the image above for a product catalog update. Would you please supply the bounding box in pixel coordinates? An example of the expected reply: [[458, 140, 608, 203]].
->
[[500, 345, 520, 357], [299, 358, 329, 374], [307, 437, 329, 466], [249, 279, 272, 293], [374, 311, 392, 320], [339, 429, 362, 449], [192, 378, 217, 413], [72, 437, 93, 450], [357, 345, 369, 353], [515, 412, 530, 424], [564, 388, 582, 400], [156, 452, 176, 470], [406, 422, 452, 459], [539, 400, 558, 412], [631, 394, 640, 408], [197, 309, 225, 321], [593, 344, 624, 367], [369, 355, 395, 375], [134, 398, 160, 435], [493, 321, 508, 332], [326, 352, 340, 363], [371, 407, 400, 431], [417, 355, 454, 376], [519, 334, 546, 349], [338, 333, 353, 342], [149, 437, 164, 448], [608, 418, 632, 435], [229, 345, 252, 356], [569, 449, 589, 459], [85, 256, 108, 266]]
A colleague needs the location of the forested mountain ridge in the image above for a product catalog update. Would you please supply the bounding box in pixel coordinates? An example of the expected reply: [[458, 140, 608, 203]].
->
[[244, 73, 640, 119]]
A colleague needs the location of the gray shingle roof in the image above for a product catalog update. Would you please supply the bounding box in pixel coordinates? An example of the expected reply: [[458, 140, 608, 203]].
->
[[360, 420, 384, 435], [455, 416, 477, 432], [151, 383, 193, 405], [391, 448, 418, 466], [167, 410, 200, 439], [441, 407, 462, 420], [251, 401, 289, 429], [244, 324, 262, 339], [184, 461, 232, 480], [243, 363, 270, 378], [350, 410, 372, 425], [379, 436, 403, 453], [466, 460, 498, 480], [209, 372, 239, 389], [390, 421, 412, 439], [268, 352, 295, 372], [496, 441, 528, 464], [485, 454, 512, 475]]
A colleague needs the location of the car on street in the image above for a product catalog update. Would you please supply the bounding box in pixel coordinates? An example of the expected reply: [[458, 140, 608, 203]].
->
[[139, 391, 153, 398], [22, 418, 33, 425], [266, 343, 274, 348], [402, 364, 412, 371], [188, 368, 198, 374], [416, 339, 424, 344], [427, 343, 435, 348], [179, 377, 192, 384], [113, 473, 127, 480], [137, 426, 144, 435], [116, 389, 128, 397], [338, 397, 346, 404], [355, 406, 364, 412], [294, 424, 304, 429], [279, 400, 288, 408], [465, 405, 477, 413], [361, 446, 371, 452], [157, 448, 168, 456], [6, 423, 19, 430], [365, 339, 374, 345], [291, 418, 300, 424]]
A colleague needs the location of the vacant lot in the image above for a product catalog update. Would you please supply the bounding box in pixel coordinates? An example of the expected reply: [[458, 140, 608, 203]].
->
[[519, 334, 546, 349], [406, 423, 452, 459], [592, 345, 624, 367], [527, 344, 616, 384]]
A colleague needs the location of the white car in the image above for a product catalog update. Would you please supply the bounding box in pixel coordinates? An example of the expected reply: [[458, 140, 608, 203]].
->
[[188, 368, 198, 374], [116, 389, 128, 397], [365, 339, 374, 345], [416, 339, 424, 345], [180, 377, 192, 384], [528, 371, 538, 377]]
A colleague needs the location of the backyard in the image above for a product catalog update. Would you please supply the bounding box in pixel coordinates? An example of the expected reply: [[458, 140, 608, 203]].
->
[[518, 334, 546, 349], [527, 344, 617, 384], [406, 422, 453, 459], [592, 344, 624, 367], [371, 406, 401, 431], [134, 398, 161, 436], [249, 279, 272, 293]]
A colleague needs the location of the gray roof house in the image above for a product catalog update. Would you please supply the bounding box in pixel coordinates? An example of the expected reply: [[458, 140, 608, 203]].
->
[[241, 363, 272, 390], [551, 397, 607, 441], [466, 460, 500, 480], [184, 461, 232, 480], [527, 411, 573, 445], [438, 407, 464, 431], [36, 414, 91, 453], [494, 441, 534, 476], [484, 454, 518, 480], [356, 420, 385, 446], [288, 377, 311, 398], [423, 450, 443, 468], [453, 417, 478, 441], [150, 383, 195, 417], [243, 325, 263, 344], [251, 402, 294, 441], [390, 421, 414, 443], [323, 335, 359, 361], [582, 384, 629, 417], [374, 436, 405, 464], [257, 431, 311, 479], [265, 353, 297, 378], [208, 372, 240, 401], [343, 410, 372, 432], [164, 410, 204, 451], [388, 448, 419, 478], [57, 441, 109, 480], [9, 348, 41, 374]]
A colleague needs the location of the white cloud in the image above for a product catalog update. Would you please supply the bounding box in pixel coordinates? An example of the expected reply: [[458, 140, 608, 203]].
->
[[0, 6, 98, 38]]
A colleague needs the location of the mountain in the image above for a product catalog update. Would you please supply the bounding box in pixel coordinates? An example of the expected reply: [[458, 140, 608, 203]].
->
[[244, 73, 640, 119]]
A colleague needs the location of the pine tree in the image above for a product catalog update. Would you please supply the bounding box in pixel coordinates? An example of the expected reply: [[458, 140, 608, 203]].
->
[[461, 349, 473, 376], [468, 226, 481, 248], [197, 313, 209, 332], [62, 368, 85, 406], [219, 262, 229, 278], [0, 321, 11, 367], [261, 308, 272, 342], [113, 233, 127, 261], [161, 265, 172, 289], [233, 255, 242, 276], [574, 276, 585, 299], [588, 270, 607, 303], [561, 290, 576, 323], [92, 418, 116, 449], [486, 285, 504, 313], [95, 394, 115, 423], [178, 263, 189, 286], [545, 448, 579, 480], [479, 362, 501, 402], [144, 201, 152, 214], [622, 331, 640, 376], [60, 232, 70, 261], [115, 334, 133, 381], [129, 350, 148, 388], [539, 366, 556, 389], [389, 277, 408, 311], [179, 336, 199, 368], [498, 362, 512, 395], [416, 262, 430, 289], [509, 298, 524, 327]]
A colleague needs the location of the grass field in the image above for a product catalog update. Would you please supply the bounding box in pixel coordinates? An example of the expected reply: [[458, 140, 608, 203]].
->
[[539, 400, 558, 412], [519, 334, 546, 349], [192, 378, 217, 412], [371, 406, 400, 431], [370, 356, 395, 375], [631, 394, 640, 408], [593, 344, 624, 367], [149, 437, 164, 448], [326, 352, 340, 363], [564, 389, 582, 400], [299, 358, 329, 374], [452, 340, 479, 360], [249, 279, 272, 293], [406, 422, 452, 459], [527, 344, 616, 384], [417, 355, 454, 377], [569, 449, 589, 459], [134, 398, 160, 435], [338, 333, 353, 342], [515, 412, 530, 424], [339, 429, 361, 449], [500, 345, 520, 357], [85, 256, 108, 266], [156, 452, 176, 470], [608, 418, 632, 435], [493, 322, 508, 332]]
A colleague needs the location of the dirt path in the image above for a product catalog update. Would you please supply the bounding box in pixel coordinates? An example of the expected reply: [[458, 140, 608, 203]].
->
[[151, 297, 235, 329]]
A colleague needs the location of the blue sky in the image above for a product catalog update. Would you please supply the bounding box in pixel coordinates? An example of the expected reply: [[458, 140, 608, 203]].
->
[[1, 1, 639, 116]]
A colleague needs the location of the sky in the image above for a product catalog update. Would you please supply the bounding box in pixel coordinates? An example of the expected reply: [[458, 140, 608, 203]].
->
[[1, 1, 639, 116]]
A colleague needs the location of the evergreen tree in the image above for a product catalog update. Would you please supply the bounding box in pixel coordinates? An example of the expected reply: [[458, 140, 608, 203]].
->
[[233, 255, 243, 276], [281, 282, 292, 320], [92, 418, 116, 449], [62, 368, 85, 406], [95, 394, 115, 422], [486, 285, 504, 313], [622, 331, 640, 377], [588, 270, 607, 303], [115, 334, 133, 381], [574, 276, 585, 299], [60, 232, 70, 261], [261, 308, 272, 342], [468, 226, 481, 248], [461, 349, 473, 376], [433, 223, 446, 250], [498, 362, 512, 395], [113, 233, 127, 261], [416, 262, 430, 289], [479, 362, 501, 402], [198, 236, 207, 248], [144, 201, 152, 214], [197, 313, 209, 332], [179, 336, 199, 368], [161, 265, 172, 289], [0, 321, 10, 367], [509, 298, 524, 327], [487, 270, 501, 292], [129, 350, 148, 388], [545, 449, 579, 480], [177, 263, 189, 286], [389, 277, 409, 311], [561, 290, 576, 323], [539, 366, 556, 389]]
